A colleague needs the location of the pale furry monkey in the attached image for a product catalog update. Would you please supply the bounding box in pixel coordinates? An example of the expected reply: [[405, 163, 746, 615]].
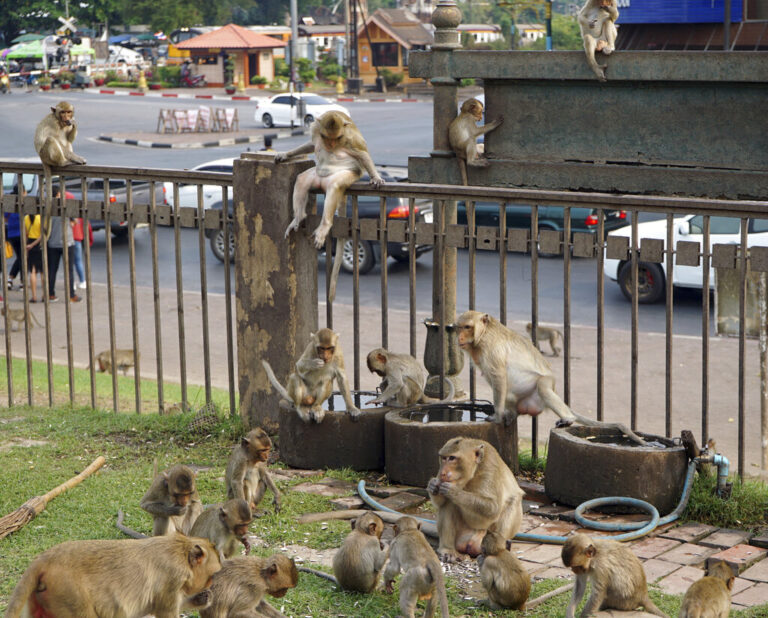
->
[[478, 531, 531, 610], [679, 560, 734, 618], [140, 463, 203, 536], [1, 306, 42, 331], [578, 0, 619, 81], [4, 534, 221, 618], [562, 533, 667, 618], [526, 322, 564, 357], [332, 512, 388, 592], [225, 427, 281, 514], [456, 311, 647, 445], [383, 516, 450, 618], [262, 327, 361, 423], [448, 98, 503, 185], [277, 110, 383, 302], [94, 348, 138, 376], [189, 499, 254, 561], [366, 348, 455, 406]]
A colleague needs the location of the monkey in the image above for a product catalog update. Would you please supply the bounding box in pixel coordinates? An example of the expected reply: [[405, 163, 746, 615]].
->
[[578, 0, 619, 81], [678, 560, 734, 618], [33, 101, 86, 212], [1, 306, 42, 331], [383, 516, 450, 618], [190, 498, 254, 561], [456, 311, 647, 445], [200, 554, 299, 618], [277, 110, 383, 302], [561, 533, 668, 618], [225, 427, 281, 515], [140, 463, 203, 536], [448, 98, 503, 185], [332, 511, 388, 593], [262, 327, 361, 423], [4, 533, 221, 618], [477, 530, 531, 610], [426, 437, 524, 563], [526, 322, 564, 357], [93, 348, 139, 376], [366, 348, 455, 407]]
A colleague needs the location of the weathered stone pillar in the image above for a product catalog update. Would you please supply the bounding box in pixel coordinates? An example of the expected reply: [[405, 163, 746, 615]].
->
[[233, 152, 317, 430]]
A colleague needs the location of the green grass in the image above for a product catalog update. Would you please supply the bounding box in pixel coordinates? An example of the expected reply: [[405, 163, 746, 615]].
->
[[1, 405, 767, 617]]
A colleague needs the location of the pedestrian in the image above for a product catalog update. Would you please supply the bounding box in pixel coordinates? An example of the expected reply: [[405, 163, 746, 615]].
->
[[45, 184, 81, 303], [5, 183, 24, 291], [71, 217, 88, 289], [23, 211, 43, 302]]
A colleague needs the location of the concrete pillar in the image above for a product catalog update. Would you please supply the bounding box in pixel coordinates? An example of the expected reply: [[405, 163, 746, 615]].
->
[[233, 152, 317, 430]]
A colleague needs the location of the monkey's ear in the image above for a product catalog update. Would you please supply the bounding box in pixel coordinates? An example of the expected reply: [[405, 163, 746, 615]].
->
[[505, 539, 513, 551], [585, 544, 596, 557], [376, 353, 387, 364], [350, 519, 357, 530], [218, 506, 228, 522], [474, 444, 485, 463], [367, 522, 378, 535], [241, 437, 250, 448], [189, 544, 206, 566], [416, 521, 422, 531], [50, 106, 57, 114], [262, 562, 278, 578], [481, 314, 490, 325]]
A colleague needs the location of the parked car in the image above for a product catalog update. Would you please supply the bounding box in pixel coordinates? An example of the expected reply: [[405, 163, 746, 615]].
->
[[162, 157, 234, 211], [604, 214, 768, 303], [254, 93, 350, 128], [205, 171, 434, 273]]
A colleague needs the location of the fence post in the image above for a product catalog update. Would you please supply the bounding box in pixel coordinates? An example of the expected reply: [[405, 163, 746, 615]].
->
[[233, 152, 317, 430]]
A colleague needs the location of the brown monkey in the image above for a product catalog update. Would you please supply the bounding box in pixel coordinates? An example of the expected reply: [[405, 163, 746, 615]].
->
[[526, 322, 564, 357], [1, 306, 42, 331], [278, 110, 383, 301], [477, 531, 531, 610], [578, 0, 619, 81], [561, 533, 667, 618], [200, 554, 299, 618], [448, 98, 503, 185], [4, 534, 221, 618], [225, 427, 281, 514], [94, 348, 139, 376], [332, 511, 388, 592], [190, 498, 253, 561], [427, 437, 524, 562], [262, 327, 360, 423], [456, 311, 646, 445], [140, 463, 203, 536], [383, 516, 450, 618], [679, 560, 733, 618], [366, 348, 455, 407]]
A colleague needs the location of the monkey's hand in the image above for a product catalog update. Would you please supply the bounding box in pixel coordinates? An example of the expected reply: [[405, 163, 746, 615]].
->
[[273, 494, 281, 513], [369, 174, 384, 189], [185, 589, 212, 609], [307, 358, 325, 369], [168, 504, 187, 516], [241, 536, 251, 554], [437, 481, 456, 497], [476, 555, 485, 568], [274, 152, 289, 163], [284, 218, 300, 238], [385, 580, 395, 594], [427, 478, 441, 495], [347, 407, 361, 421]]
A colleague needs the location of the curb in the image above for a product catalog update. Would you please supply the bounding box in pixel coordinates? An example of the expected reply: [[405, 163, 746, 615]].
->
[[98, 127, 306, 149]]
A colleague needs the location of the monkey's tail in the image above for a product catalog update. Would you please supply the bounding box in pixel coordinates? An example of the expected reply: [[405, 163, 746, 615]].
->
[[297, 566, 338, 585], [427, 560, 450, 618], [261, 360, 295, 408], [458, 159, 468, 186], [116, 509, 148, 539], [419, 377, 456, 405], [327, 238, 344, 303], [29, 312, 43, 328], [4, 560, 42, 618], [571, 412, 647, 447]]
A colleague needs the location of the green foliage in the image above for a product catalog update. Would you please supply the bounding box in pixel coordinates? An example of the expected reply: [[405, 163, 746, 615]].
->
[[296, 56, 315, 83], [528, 13, 582, 51], [224, 55, 235, 85], [684, 468, 768, 531], [250, 74, 268, 85], [274, 57, 290, 78], [317, 58, 341, 80], [57, 70, 75, 83], [380, 68, 404, 88], [105, 69, 119, 82], [157, 64, 180, 87], [460, 78, 476, 87]]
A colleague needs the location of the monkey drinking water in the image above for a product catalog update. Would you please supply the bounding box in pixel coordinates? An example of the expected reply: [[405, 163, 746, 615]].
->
[[578, 0, 619, 81], [448, 98, 503, 185], [366, 348, 455, 407]]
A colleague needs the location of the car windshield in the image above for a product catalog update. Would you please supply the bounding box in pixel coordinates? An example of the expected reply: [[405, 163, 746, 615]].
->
[[301, 95, 331, 105], [2, 173, 36, 193]]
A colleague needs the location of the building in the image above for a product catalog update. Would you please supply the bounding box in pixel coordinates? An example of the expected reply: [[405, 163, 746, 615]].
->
[[515, 23, 546, 45], [175, 23, 286, 86], [459, 24, 503, 45]]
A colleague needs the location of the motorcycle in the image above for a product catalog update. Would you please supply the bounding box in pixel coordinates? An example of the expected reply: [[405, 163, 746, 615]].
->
[[180, 72, 207, 88], [0, 71, 10, 94]]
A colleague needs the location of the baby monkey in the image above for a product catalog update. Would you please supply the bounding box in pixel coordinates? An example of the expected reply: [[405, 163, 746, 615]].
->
[[679, 560, 734, 618], [332, 512, 388, 592], [448, 97, 503, 185], [478, 531, 531, 610]]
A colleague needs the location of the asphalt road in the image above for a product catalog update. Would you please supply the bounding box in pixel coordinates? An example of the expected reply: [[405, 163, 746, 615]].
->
[[0, 90, 709, 334]]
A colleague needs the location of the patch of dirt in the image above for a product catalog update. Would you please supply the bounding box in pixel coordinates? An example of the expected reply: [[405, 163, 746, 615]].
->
[[0, 438, 49, 452], [277, 543, 338, 569], [0, 416, 24, 424]]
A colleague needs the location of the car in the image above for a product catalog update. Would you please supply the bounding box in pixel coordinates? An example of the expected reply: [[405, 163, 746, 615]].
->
[[161, 157, 235, 211], [603, 214, 768, 303], [254, 93, 350, 128]]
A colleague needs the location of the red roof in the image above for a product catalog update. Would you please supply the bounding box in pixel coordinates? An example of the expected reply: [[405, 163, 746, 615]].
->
[[176, 23, 287, 50]]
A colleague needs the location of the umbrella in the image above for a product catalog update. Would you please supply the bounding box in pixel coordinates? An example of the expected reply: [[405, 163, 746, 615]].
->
[[109, 34, 136, 44], [6, 39, 43, 59], [11, 33, 45, 44]]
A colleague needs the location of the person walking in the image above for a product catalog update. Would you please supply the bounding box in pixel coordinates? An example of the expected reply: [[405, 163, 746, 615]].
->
[[71, 217, 88, 289], [45, 184, 81, 303], [5, 183, 24, 291], [23, 211, 43, 302]]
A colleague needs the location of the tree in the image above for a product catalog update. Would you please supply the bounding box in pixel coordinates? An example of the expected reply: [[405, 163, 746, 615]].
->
[[0, 0, 59, 47], [528, 13, 581, 50]]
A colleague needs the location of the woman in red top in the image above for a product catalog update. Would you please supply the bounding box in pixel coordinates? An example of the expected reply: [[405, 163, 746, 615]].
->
[[71, 218, 92, 289]]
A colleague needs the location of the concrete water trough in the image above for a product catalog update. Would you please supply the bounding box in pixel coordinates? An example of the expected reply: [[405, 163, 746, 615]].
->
[[384, 402, 518, 487], [544, 426, 688, 516]]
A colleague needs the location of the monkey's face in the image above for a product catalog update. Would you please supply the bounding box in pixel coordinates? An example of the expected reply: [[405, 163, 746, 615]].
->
[[457, 321, 475, 348], [320, 128, 343, 151], [317, 345, 335, 364], [234, 522, 251, 538], [57, 109, 74, 126], [471, 103, 483, 122], [599, 0, 612, 7], [255, 445, 271, 462], [173, 491, 192, 507]]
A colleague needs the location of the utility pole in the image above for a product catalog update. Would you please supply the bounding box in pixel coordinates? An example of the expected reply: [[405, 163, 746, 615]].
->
[[545, 0, 552, 50], [290, 0, 298, 128]]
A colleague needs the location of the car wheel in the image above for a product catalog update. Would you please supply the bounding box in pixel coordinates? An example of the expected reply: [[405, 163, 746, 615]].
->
[[210, 228, 235, 263], [303, 114, 315, 128], [262, 113, 274, 128], [340, 239, 374, 274], [392, 254, 411, 264], [111, 227, 129, 239], [618, 261, 665, 303]]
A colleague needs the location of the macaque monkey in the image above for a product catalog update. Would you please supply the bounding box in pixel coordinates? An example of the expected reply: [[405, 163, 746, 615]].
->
[[190, 498, 254, 561], [332, 511, 388, 592], [456, 311, 647, 445], [277, 110, 383, 302], [448, 98, 503, 185], [1, 306, 42, 331], [200, 554, 299, 618], [383, 516, 450, 618], [427, 437, 524, 563], [94, 348, 139, 376], [578, 0, 619, 81], [679, 560, 733, 618], [561, 533, 667, 618], [477, 531, 531, 610], [526, 322, 564, 357], [366, 348, 455, 407], [33, 101, 87, 209], [140, 463, 203, 536], [225, 427, 281, 514], [4, 534, 221, 618], [262, 327, 361, 423]]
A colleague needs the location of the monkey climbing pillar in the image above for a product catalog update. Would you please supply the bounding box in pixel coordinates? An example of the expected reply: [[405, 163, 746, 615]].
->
[[233, 152, 316, 430]]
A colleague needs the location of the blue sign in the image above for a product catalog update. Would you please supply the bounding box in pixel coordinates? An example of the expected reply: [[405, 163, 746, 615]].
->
[[617, 0, 743, 24]]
